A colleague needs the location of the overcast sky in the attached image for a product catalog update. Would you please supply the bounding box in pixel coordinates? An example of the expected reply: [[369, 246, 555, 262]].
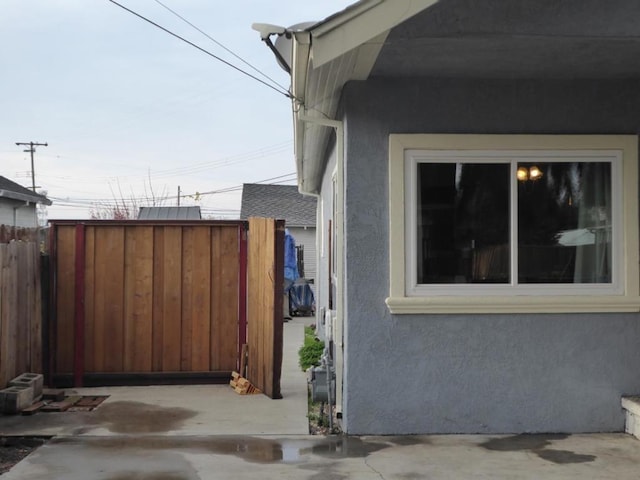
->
[[0, 0, 352, 220]]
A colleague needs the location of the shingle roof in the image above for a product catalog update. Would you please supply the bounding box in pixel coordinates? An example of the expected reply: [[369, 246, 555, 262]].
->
[[240, 184, 316, 227], [0, 176, 52, 205], [137, 206, 202, 220]]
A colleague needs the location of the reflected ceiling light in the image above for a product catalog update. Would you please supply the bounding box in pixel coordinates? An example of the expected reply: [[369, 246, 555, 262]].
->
[[516, 166, 529, 181], [529, 165, 543, 180], [517, 165, 543, 181]]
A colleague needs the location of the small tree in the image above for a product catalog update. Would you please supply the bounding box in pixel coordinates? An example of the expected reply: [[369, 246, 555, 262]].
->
[[90, 177, 169, 220]]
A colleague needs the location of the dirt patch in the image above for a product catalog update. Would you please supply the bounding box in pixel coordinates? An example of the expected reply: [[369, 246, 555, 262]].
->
[[0, 436, 48, 474], [308, 399, 341, 435]]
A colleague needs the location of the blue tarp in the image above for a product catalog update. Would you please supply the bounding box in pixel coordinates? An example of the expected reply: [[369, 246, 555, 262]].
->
[[284, 228, 299, 283], [289, 279, 315, 315]]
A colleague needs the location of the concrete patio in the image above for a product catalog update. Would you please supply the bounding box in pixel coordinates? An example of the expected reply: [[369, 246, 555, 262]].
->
[[2, 319, 640, 479]]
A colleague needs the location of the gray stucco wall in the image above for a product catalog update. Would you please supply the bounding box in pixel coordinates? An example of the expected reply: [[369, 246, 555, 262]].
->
[[339, 78, 640, 434]]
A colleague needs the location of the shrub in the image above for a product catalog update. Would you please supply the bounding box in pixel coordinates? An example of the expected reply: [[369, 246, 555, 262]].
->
[[299, 326, 325, 371]]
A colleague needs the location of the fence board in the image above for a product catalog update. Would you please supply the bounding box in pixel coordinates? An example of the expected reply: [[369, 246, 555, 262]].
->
[[0, 246, 14, 387], [15, 242, 28, 375], [161, 226, 183, 371], [84, 226, 96, 372], [246, 217, 284, 399], [152, 227, 165, 372], [190, 227, 211, 372], [124, 226, 154, 372], [56, 226, 76, 373], [180, 227, 194, 371], [3, 245, 18, 384], [211, 226, 239, 370]]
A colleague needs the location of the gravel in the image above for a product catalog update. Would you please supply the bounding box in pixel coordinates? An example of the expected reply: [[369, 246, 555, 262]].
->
[[0, 437, 48, 475]]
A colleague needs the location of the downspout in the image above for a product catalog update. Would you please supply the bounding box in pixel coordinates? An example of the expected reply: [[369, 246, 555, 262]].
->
[[298, 115, 345, 418]]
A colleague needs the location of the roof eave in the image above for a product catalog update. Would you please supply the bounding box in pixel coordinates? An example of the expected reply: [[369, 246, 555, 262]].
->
[[291, 0, 439, 193], [0, 189, 52, 205], [308, 0, 439, 68]]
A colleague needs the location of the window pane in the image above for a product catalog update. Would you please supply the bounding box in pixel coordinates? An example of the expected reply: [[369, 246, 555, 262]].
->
[[417, 163, 510, 284], [518, 162, 612, 283]]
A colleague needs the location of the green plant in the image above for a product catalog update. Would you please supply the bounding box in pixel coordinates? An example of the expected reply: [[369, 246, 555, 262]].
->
[[298, 326, 324, 371]]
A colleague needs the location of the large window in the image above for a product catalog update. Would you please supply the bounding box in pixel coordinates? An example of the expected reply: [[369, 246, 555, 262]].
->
[[387, 135, 640, 314]]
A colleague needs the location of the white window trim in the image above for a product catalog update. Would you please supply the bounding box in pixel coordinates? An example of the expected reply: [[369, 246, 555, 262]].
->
[[387, 134, 640, 314]]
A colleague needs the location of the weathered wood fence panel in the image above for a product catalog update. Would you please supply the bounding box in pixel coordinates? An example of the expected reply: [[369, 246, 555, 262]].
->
[[0, 239, 43, 388], [0, 225, 39, 243], [246, 217, 284, 399], [51, 221, 243, 385]]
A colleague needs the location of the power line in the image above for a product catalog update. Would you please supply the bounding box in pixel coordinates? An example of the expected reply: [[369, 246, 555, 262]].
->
[[35, 140, 293, 181], [151, 0, 288, 93], [47, 172, 297, 206], [106, 0, 291, 99]]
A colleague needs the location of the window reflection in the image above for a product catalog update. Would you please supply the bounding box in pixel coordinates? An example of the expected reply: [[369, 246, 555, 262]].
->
[[416, 161, 612, 285]]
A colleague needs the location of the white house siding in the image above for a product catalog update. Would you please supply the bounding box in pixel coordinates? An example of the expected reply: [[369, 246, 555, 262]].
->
[[289, 226, 317, 288], [0, 200, 38, 227], [335, 77, 640, 435]]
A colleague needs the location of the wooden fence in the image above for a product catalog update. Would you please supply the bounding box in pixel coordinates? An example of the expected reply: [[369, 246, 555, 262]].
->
[[0, 240, 43, 388], [51, 221, 244, 385], [0, 225, 41, 243]]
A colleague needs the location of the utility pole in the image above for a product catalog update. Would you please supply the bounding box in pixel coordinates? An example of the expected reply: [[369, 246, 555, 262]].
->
[[177, 186, 181, 206], [16, 141, 48, 192]]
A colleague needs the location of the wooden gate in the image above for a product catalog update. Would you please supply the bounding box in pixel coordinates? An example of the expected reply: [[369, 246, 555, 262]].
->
[[246, 217, 284, 399], [49, 220, 245, 386]]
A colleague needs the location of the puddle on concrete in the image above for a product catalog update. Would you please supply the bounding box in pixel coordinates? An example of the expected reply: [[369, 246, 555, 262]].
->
[[83, 401, 198, 434], [480, 434, 596, 465], [536, 449, 596, 464], [106, 474, 191, 480], [481, 434, 569, 452], [55, 435, 391, 465], [385, 436, 432, 447], [304, 436, 389, 459]]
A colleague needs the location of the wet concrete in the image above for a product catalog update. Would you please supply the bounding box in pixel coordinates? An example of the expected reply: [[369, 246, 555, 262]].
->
[[49, 435, 390, 464], [0, 322, 310, 438], [3, 321, 640, 478], [76, 401, 198, 434], [4, 433, 640, 479]]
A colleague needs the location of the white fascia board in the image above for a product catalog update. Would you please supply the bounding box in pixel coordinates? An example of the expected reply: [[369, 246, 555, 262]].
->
[[310, 0, 438, 68]]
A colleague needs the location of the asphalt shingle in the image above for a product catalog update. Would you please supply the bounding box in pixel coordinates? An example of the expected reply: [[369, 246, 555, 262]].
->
[[240, 184, 316, 227]]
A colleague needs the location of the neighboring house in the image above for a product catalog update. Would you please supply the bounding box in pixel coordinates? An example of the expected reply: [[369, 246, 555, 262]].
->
[[137, 206, 202, 220], [0, 176, 51, 227], [240, 183, 317, 286], [259, 0, 640, 435]]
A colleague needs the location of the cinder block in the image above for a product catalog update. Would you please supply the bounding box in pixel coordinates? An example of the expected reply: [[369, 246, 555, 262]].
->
[[42, 388, 65, 402], [9, 373, 44, 400], [0, 386, 34, 414]]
